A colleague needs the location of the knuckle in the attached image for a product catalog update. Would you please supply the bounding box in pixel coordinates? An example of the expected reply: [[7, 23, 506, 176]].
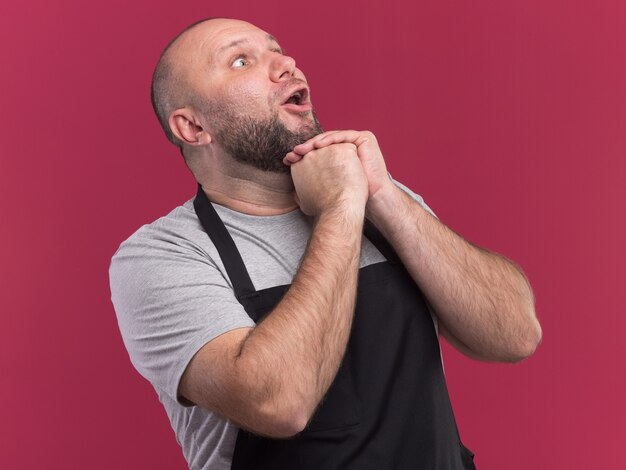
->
[[362, 130, 376, 140]]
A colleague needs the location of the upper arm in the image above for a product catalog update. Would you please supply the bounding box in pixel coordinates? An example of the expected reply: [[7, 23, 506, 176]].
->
[[109, 231, 255, 406]]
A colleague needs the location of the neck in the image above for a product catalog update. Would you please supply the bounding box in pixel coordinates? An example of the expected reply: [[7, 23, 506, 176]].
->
[[197, 160, 298, 216]]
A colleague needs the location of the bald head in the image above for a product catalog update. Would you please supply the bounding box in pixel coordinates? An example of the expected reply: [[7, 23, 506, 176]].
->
[[152, 18, 265, 148], [151, 18, 215, 147]]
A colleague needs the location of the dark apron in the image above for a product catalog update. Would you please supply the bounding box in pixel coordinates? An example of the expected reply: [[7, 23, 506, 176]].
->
[[193, 184, 476, 470]]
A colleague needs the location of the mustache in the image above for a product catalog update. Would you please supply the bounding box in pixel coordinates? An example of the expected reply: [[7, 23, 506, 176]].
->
[[272, 78, 310, 104]]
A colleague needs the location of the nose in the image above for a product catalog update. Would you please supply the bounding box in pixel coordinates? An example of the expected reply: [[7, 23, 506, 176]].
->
[[270, 53, 297, 82]]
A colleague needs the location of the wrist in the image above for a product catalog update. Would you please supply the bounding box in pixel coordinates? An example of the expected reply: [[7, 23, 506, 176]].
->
[[365, 180, 402, 224], [316, 202, 365, 226]]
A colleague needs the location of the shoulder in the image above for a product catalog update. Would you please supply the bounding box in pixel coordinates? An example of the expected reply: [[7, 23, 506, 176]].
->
[[108, 197, 227, 307], [111, 198, 207, 261], [108, 198, 254, 403]]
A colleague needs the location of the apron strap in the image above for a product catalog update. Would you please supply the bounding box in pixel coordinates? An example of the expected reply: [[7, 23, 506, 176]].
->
[[193, 183, 257, 298], [193, 183, 402, 299], [363, 218, 401, 266]]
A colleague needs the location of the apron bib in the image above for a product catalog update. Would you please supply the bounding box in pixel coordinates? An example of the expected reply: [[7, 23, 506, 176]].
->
[[193, 184, 476, 469]]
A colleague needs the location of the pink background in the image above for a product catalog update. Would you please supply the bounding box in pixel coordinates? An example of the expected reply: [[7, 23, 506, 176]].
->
[[2, 1, 625, 468]]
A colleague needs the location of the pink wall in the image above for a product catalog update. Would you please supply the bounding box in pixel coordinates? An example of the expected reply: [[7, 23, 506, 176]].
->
[[2, 1, 624, 468]]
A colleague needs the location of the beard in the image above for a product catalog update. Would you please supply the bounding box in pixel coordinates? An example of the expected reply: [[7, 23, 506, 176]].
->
[[209, 104, 323, 174]]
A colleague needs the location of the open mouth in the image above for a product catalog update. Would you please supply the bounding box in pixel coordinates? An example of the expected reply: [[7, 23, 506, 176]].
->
[[282, 86, 311, 110]]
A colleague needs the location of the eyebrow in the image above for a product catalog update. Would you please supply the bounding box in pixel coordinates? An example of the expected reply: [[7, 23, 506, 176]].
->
[[218, 34, 283, 54]]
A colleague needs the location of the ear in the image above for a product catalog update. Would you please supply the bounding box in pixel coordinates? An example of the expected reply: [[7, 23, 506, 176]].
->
[[169, 108, 212, 146]]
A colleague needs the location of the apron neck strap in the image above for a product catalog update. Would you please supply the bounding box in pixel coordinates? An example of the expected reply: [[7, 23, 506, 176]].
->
[[363, 219, 401, 266], [193, 183, 402, 299], [193, 183, 257, 299]]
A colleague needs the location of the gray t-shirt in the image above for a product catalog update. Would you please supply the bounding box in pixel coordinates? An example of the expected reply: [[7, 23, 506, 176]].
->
[[109, 177, 436, 470]]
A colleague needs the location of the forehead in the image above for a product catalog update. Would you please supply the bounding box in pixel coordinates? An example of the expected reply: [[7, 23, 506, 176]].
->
[[177, 19, 280, 64]]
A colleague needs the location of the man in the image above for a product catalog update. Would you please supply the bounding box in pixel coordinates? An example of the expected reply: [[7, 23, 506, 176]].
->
[[109, 17, 541, 470]]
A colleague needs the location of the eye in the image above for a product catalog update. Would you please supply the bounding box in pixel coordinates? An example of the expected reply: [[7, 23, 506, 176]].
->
[[232, 56, 248, 68]]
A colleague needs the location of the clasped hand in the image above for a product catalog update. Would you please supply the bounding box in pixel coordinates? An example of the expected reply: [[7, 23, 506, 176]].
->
[[284, 130, 394, 204]]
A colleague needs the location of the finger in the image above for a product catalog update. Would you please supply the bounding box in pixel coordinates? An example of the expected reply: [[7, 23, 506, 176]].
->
[[283, 151, 303, 166], [292, 130, 343, 155], [291, 132, 334, 155], [311, 130, 366, 150]]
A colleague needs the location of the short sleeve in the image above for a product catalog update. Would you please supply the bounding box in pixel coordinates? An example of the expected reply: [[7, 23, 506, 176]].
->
[[109, 227, 255, 405]]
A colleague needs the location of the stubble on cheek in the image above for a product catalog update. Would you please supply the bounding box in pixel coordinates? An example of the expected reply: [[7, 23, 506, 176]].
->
[[210, 102, 323, 174]]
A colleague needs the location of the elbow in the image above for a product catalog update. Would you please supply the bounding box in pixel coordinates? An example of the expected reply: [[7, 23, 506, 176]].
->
[[230, 356, 314, 438], [500, 287, 542, 363], [253, 398, 311, 438], [274, 409, 310, 438], [507, 316, 543, 363]]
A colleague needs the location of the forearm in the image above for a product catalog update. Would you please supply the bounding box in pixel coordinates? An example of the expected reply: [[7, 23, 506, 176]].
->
[[366, 184, 541, 362], [235, 206, 364, 429]]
